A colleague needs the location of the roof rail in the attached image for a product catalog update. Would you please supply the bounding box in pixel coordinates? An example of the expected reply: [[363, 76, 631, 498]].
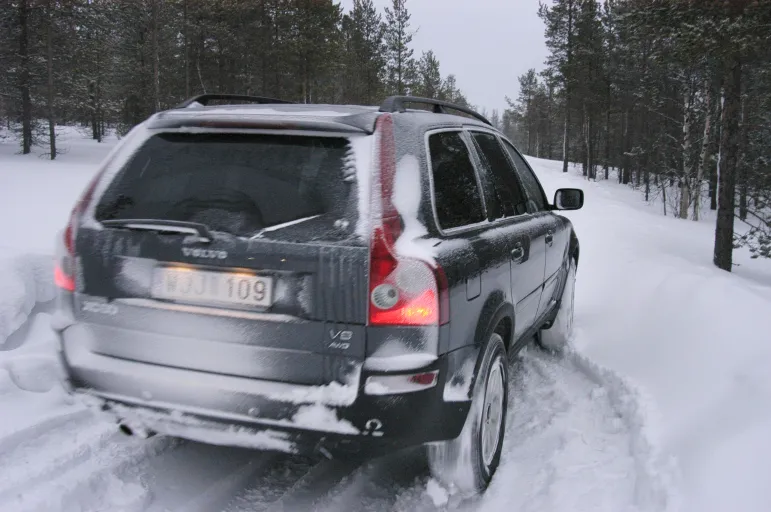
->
[[379, 96, 491, 126], [175, 93, 294, 109]]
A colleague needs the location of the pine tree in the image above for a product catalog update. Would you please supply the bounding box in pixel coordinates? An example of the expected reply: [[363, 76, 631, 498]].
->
[[539, 0, 579, 173], [18, 0, 32, 154], [415, 50, 441, 99], [384, 0, 415, 95], [342, 0, 386, 104], [516, 69, 538, 155]]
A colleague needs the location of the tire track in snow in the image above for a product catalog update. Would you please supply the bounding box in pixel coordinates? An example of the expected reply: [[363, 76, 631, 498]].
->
[[260, 458, 362, 512], [462, 346, 678, 512], [222, 455, 324, 511], [314, 447, 430, 512], [0, 424, 181, 512], [136, 442, 279, 512], [0, 411, 120, 499], [212, 345, 679, 512], [0, 406, 90, 456], [224, 448, 430, 512]]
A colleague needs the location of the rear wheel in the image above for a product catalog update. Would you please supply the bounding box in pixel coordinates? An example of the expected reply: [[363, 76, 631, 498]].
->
[[539, 258, 576, 352], [427, 333, 508, 495]]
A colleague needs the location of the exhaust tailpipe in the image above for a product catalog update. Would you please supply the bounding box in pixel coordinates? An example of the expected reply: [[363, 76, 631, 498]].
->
[[118, 423, 155, 439]]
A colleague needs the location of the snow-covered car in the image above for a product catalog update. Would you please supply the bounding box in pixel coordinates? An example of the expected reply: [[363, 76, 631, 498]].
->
[[52, 94, 583, 493]]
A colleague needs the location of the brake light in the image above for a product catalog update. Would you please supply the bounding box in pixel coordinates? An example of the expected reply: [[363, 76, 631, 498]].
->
[[55, 170, 105, 291], [54, 264, 75, 292], [367, 114, 449, 326]]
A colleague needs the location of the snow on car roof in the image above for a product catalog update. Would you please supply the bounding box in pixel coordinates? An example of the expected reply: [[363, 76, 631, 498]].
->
[[178, 103, 379, 117]]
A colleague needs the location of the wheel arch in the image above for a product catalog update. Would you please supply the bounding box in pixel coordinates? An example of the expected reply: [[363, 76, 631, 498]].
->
[[473, 292, 516, 354], [460, 296, 515, 404], [569, 228, 580, 267]]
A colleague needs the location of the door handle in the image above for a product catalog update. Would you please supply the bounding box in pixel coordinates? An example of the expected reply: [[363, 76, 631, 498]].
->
[[545, 230, 554, 246], [511, 243, 525, 263]]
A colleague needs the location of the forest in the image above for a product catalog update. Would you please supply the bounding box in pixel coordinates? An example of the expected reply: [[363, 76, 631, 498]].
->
[[2, 0, 770, 268], [0, 0, 470, 145], [504, 0, 771, 268]]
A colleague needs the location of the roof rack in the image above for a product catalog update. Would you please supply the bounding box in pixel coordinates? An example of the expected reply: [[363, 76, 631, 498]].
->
[[174, 93, 294, 109], [379, 96, 491, 126]]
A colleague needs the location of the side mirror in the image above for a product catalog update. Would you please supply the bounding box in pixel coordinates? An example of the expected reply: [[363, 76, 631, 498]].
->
[[553, 188, 584, 210]]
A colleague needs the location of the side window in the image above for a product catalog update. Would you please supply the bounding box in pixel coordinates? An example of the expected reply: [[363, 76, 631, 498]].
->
[[470, 131, 529, 218], [501, 140, 547, 212], [428, 131, 486, 230]]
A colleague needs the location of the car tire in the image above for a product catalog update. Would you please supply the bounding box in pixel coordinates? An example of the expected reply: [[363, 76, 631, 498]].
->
[[427, 333, 508, 495], [539, 257, 576, 353]]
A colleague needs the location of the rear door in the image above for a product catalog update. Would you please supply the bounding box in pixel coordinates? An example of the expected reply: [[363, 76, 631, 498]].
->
[[423, 129, 494, 353], [75, 130, 372, 387], [501, 139, 566, 318], [467, 129, 547, 340]]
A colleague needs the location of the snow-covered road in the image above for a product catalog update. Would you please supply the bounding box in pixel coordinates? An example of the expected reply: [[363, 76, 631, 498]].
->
[[3, 128, 770, 511], [0, 309, 673, 512]]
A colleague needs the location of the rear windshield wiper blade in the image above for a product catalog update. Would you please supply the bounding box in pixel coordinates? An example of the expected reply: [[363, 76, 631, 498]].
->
[[250, 214, 321, 240], [101, 219, 213, 243]]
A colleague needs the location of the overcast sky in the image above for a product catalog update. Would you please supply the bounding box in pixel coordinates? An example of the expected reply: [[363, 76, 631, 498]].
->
[[337, 0, 548, 114]]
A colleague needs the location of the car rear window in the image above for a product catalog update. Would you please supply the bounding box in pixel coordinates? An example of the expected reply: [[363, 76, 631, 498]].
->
[[95, 132, 357, 238]]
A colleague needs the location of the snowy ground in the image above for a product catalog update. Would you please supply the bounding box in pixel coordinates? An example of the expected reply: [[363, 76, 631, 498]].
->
[[1, 128, 769, 511]]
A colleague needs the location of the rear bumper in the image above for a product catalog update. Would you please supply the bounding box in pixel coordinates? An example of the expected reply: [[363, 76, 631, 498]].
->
[[55, 326, 472, 458]]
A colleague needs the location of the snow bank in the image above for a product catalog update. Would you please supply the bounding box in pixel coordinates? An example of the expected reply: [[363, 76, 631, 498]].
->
[[0, 252, 55, 348]]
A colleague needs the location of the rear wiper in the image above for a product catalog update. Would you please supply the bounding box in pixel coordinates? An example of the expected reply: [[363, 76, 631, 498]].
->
[[250, 214, 321, 240], [101, 219, 213, 243]]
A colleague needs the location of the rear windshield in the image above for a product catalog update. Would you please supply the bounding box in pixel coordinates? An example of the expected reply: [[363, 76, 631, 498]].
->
[[95, 133, 357, 239]]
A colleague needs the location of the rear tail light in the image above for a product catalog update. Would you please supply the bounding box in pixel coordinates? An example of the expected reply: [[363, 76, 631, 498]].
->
[[54, 263, 75, 292], [364, 370, 439, 395], [367, 114, 449, 327], [55, 170, 105, 292]]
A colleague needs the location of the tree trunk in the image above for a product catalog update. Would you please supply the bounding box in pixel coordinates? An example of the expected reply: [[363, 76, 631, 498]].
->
[[151, 0, 160, 112], [586, 108, 594, 180], [562, 0, 574, 173], [19, 0, 32, 154], [604, 110, 610, 180], [46, 0, 56, 160], [90, 43, 102, 143], [738, 85, 750, 221], [546, 82, 554, 159], [581, 103, 588, 178], [262, 0, 268, 95], [95, 58, 102, 142], [713, 53, 741, 272], [709, 77, 722, 210], [660, 174, 667, 216], [90, 79, 98, 140], [694, 75, 715, 221], [679, 85, 694, 219], [184, 0, 189, 98], [622, 109, 631, 184], [604, 85, 611, 180], [562, 107, 570, 173]]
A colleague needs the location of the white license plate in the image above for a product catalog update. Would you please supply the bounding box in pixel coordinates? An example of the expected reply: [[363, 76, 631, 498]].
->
[[151, 267, 273, 308]]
